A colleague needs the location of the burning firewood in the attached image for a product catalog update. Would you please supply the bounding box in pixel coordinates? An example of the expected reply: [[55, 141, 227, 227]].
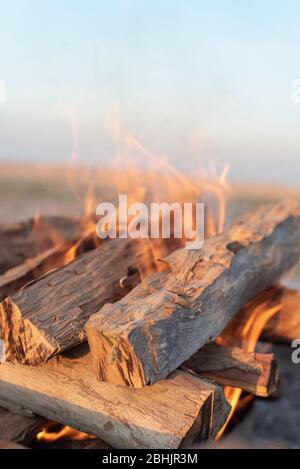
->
[[86, 199, 300, 387], [0, 238, 177, 365], [0, 214, 103, 301], [262, 286, 300, 344], [0, 216, 82, 275], [183, 343, 279, 397], [0, 242, 75, 301], [0, 344, 230, 449], [222, 285, 300, 345]]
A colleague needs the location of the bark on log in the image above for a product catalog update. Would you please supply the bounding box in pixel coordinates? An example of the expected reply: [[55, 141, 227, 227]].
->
[[86, 199, 300, 387], [0, 238, 176, 365], [0, 216, 82, 275], [222, 285, 300, 345], [183, 343, 279, 397], [0, 344, 230, 449], [0, 406, 46, 445]]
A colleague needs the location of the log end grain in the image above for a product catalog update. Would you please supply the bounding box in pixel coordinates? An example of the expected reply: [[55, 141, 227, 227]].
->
[[0, 298, 57, 365]]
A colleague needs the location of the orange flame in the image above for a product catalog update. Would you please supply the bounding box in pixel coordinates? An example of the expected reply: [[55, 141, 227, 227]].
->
[[33, 109, 232, 443], [216, 302, 282, 440], [36, 423, 95, 443]]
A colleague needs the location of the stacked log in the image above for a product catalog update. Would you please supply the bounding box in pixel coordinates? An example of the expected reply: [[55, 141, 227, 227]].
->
[[0, 199, 298, 448], [0, 344, 230, 449]]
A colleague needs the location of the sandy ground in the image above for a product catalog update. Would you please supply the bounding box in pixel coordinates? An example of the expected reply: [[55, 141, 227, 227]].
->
[[0, 163, 299, 448]]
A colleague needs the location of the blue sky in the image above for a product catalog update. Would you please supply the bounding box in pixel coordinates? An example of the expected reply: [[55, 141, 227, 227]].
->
[[0, 0, 300, 184]]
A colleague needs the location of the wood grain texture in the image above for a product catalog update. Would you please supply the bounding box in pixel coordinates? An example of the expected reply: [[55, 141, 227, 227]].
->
[[86, 199, 300, 387], [0, 344, 230, 449], [183, 343, 279, 397], [0, 237, 178, 365]]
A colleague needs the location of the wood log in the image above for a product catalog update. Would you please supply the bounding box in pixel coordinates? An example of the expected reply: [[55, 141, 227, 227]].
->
[[0, 243, 74, 302], [0, 216, 82, 275], [86, 199, 300, 387], [0, 344, 231, 449], [0, 406, 46, 445], [183, 343, 279, 397], [222, 285, 300, 345], [0, 238, 177, 365], [0, 213, 105, 301]]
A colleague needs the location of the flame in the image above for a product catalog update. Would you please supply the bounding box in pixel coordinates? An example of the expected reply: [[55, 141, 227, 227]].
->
[[215, 302, 282, 439], [36, 423, 95, 443], [32, 108, 232, 444], [96, 107, 231, 279]]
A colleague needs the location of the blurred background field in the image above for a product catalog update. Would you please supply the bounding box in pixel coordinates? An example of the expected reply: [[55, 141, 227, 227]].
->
[[1, 163, 300, 222]]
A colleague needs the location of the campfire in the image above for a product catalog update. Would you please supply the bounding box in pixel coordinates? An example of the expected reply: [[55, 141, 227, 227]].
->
[[0, 164, 299, 450]]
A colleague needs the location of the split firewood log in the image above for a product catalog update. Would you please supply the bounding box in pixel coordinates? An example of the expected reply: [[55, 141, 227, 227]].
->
[[0, 243, 74, 301], [0, 238, 176, 365], [0, 214, 103, 301], [0, 344, 230, 449], [0, 216, 82, 274], [86, 199, 300, 387], [183, 343, 279, 397]]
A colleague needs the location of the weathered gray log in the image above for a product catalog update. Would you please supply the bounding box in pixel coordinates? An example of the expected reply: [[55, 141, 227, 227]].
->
[[0, 238, 178, 365], [0, 406, 46, 445], [183, 343, 279, 397], [86, 199, 300, 387], [222, 285, 300, 345], [0, 344, 230, 449], [0, 216, 82, 275]]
